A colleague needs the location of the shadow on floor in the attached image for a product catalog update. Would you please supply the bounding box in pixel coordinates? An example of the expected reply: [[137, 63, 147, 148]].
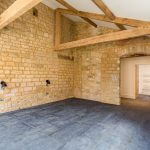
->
[[137, 95, 150, 101], [121, 95, 150, 110], [0, 98, 150, 150]]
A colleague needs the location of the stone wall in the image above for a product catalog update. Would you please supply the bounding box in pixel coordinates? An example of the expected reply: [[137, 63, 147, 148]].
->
[[0, 1, 74, 113], [0, 0, 150, 113], [73, 23, 150, 105]]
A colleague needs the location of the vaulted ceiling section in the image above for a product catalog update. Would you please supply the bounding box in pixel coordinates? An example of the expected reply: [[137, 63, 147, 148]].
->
[[0, 0, 150, 50]]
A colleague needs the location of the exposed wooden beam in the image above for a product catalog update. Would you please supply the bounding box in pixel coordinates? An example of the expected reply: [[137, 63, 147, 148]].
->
[[55, 11, 62, 47], [92, 0, 115, 20], [55, 0, 97, 28], [79, 17, 98, 28], [56, 0, 77, 12], [57, 8, 150, 28], [0, 0, 42, 30], [115, 23, 126, 30], [55, 27, 150, 50], [92, 0, 126, 30]]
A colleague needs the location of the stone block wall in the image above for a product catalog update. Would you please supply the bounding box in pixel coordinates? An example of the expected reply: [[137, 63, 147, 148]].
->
[[73, 23, 150, 105], [0, 1, 74, 113], [0, 0, 150, 113]]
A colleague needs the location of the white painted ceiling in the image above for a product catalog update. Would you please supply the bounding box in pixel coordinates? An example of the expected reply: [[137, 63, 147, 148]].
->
[[42, 0, 150, 29]]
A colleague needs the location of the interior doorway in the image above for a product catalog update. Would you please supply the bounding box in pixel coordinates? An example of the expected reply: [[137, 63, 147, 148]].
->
[[136, 64, 150, 101], [120, 56, 150, 101]]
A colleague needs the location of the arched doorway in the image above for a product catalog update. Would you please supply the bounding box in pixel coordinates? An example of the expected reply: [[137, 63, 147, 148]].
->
[[100, 43, 150, 105], [120, 54, 150, 102]]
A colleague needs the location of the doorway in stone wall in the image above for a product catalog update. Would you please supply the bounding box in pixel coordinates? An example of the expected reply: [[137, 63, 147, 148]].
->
[[136, 64, 150, 101], [120, 55, 150, 103]]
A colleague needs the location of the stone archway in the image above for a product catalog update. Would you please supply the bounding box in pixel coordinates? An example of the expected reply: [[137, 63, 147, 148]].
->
[[100, 38, 150, 105], [120, 54, 150, 100]]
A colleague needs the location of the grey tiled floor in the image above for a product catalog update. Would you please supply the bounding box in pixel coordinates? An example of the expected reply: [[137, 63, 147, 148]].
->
[[0, 98, 150, 150]]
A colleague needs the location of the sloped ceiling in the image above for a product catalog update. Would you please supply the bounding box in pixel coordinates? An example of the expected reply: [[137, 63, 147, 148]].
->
[[42, 0, 150, 29]]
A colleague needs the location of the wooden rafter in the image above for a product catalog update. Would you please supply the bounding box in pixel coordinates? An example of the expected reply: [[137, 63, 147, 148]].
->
[[92, 0, 115, 20], [115, 23, 126, 30], [55, 27, 150, 50], [55, 0, 97, 28], [92, 0, 126, 30], [57, 8, 150, 28], [0, 0, 42, 30], [55, 11, 61, 47]]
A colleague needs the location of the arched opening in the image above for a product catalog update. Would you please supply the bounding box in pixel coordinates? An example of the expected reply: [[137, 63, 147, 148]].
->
[[120, 53, 150, 103]]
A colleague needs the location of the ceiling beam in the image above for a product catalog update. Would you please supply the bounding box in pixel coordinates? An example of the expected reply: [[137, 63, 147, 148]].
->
[[55, 27, 150, 50], [92, 0, 126, 30], [57, 8, 150, 28], [0, 0, 42, 30], [115, 23, 126, 30], [55, 11, 62, 47], [55, 0, 97, 28], [92, 0, 115, 20]]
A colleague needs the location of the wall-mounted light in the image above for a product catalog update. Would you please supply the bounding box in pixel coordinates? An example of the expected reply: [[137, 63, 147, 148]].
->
[[46, 80, 50, 86], [0, 81, 7, 90]]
